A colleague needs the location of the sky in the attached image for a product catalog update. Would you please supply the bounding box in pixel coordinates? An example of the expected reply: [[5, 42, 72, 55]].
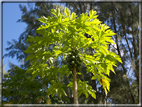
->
[[3, 3, 28, 73]]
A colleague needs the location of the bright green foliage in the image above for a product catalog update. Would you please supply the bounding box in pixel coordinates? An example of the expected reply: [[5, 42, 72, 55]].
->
[[67, 79, 96, 99], [25, 7, 122, 99]]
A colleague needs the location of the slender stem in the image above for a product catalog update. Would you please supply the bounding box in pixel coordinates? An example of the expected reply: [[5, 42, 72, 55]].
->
[[73, 66, 78, 104]]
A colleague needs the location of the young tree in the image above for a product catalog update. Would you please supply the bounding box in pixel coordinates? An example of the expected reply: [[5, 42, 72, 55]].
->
[[24, 7, 122, 104]]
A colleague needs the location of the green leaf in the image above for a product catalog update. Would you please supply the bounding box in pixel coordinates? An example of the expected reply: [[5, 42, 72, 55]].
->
[[71, 12, 77, 20], [77, 72, 82, 75], [24, 48, 34, 53], [88, 89, 96, 99], [38, 16, 48, 23], [24, 54, 35, 61], [64, 7, 71, 17], [90, 19, 101, 25], [103, 29, 116, 37], [51, 8, 60, 17], [89, 10, 97, 18], [61, 88, 67, 96]]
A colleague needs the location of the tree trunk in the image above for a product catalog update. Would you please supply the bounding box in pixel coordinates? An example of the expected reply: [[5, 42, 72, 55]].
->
[[73, 66, 78, 104], [102, 87, 105, 104]]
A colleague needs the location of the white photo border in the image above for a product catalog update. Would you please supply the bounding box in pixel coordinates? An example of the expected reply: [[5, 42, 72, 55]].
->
[[0, 0, 141, 106]]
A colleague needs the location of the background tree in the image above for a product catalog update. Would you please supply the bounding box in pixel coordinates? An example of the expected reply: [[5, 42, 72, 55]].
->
[[97, 2, 139, 104], [3, 65, 48, 104]]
